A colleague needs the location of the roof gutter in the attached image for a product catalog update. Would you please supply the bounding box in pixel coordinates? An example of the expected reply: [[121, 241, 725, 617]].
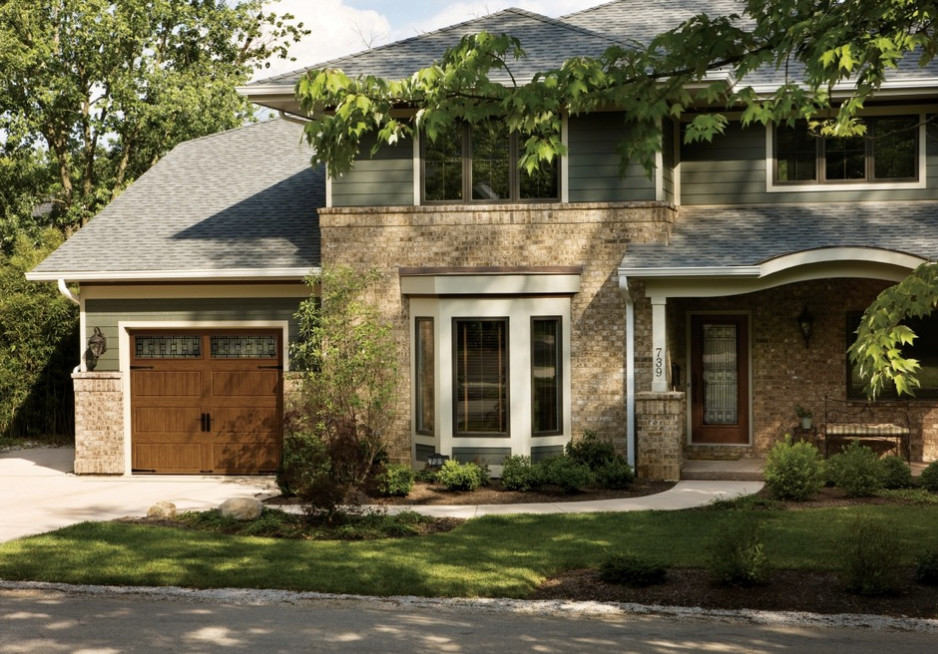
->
[[27, 267, 318, 284]]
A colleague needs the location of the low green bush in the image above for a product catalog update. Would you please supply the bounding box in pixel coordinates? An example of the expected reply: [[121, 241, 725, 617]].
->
[[436, 460, 484, 492], [763, 435, 825, 500], [595, 457, 635, 490], [839, 515, 903, 596], [414, 467, 437, 483], [376, 463, 415, 497], [879, 455, 913, 490], [827, 440, 884, 497], [707, 517, 769, 587], [920, 461, 938, 493], [540, 456, 595, 493], [565, 430, 617, 469], [914, 548, 938, 585], [501, 455, 542, 492], [599, 552, 667, 587]]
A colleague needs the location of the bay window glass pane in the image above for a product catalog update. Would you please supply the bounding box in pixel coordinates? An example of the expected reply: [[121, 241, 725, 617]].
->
[[471, 123, 510, 200], [454, 319, 508, 434], [776, 123, 816, 182], [425, 128, 463, 201], [824, 135, 866, 180], [520, 157, 559, 199], [532, 318, 561, 434], [873, 116, 917, 179], [415, 318, 434, 435]]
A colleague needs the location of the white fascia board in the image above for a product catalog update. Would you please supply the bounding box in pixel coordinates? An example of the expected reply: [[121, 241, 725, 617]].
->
[[26, 267, 318, 283], [745, 78, 938, 98], [618, 266, 761, 279]]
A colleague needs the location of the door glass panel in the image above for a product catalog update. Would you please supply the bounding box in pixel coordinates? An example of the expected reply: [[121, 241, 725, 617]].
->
[[135, 335, 201, 359], [702, 324, 737, 425], [210, 335, 277, 359]]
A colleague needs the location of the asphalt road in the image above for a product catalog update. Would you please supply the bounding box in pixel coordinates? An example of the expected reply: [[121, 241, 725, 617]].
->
[[1, 585, 936, 654]]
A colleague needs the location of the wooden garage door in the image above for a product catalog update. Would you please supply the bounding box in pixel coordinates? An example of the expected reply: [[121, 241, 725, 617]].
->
[[130, 330, 283, 474]]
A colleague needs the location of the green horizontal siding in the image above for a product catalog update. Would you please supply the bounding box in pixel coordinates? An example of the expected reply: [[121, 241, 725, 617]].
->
[[682, 120, 938, 205], [84, 297, 304, 372], [661, 119, 676, 203], [415, 444, 437, 464], [531, 445, 564, 462], [568, 113, 656, 202], [332, 136, 414, 207]]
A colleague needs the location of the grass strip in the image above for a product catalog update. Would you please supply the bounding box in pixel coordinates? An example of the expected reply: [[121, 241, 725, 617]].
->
[[2, 505, 937, 598]]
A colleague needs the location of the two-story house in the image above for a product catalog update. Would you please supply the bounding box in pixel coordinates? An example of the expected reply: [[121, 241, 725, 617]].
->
[[28, 0, 938, 478]]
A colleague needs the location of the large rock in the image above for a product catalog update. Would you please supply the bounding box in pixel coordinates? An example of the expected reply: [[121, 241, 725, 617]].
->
[[219, 497, 263, 521], [147, 501, 177, 519]]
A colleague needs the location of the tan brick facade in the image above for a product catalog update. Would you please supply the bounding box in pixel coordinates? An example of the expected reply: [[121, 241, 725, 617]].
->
[[72, 372, 124, 475], [634, 391, 685, 481], [319, 202, 676, 466]]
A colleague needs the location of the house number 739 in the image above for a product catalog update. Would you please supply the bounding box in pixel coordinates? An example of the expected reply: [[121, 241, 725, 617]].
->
[[654, 348, 664, 378]]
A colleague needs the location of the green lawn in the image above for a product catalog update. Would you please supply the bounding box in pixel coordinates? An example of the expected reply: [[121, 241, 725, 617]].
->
[[1, 505, 936, 598]]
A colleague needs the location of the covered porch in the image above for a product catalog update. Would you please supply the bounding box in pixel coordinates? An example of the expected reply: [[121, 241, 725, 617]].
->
[[619, 203, 938, 480]]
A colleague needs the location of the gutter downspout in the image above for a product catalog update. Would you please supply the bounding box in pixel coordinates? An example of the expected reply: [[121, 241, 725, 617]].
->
[[620, 274, 636, 469], [57, 279, 82, 373]]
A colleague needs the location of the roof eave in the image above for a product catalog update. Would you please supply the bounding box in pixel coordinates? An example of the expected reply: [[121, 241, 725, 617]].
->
[[26, 267, 318, 284]]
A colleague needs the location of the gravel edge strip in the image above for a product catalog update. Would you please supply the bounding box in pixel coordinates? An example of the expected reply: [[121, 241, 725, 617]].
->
[[2, 579, 936, 633]]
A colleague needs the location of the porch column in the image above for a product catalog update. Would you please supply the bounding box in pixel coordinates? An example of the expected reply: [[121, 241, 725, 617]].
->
[[651, 296, 669, 392]]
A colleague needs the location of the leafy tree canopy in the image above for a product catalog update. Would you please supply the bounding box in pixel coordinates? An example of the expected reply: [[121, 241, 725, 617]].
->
[[293, 0, 938, 398], [0, 0, 308, 232], [296, 0, 938, 178]]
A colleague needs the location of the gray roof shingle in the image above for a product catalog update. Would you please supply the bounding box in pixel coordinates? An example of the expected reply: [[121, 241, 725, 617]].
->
[[620, 202, 938, 272], [252, 8, 627, 87], [29, 119, 322, 282]]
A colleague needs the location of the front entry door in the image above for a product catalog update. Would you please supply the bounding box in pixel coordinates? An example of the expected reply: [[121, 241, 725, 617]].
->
[[690, 315, 749, 444]]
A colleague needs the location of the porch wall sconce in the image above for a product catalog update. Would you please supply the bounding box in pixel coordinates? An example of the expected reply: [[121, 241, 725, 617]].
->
[[797, 306, 814, 349]]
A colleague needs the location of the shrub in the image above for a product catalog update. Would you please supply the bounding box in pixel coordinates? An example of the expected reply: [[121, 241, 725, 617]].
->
[[376, 463, 415, 497], [827, 440, 884, 497], [414, 467, 437, 483], [501, 455, 542, 492], [277, 430, 344, 513], [914, 548, 938, 585], [595, 457, 635, 490], [839, 515, 902, 596], [565, 430, 617, 470], [879, 455, 913, 490], [540, 456, 595, 493], [763, 435, 825, 500], [707, 517, 769, 587], [599, 552, 667, 587], [436, 460, 484, 492], [921, 461, 938, 492]]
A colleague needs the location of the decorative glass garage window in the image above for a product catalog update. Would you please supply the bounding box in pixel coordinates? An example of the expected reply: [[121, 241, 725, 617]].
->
[[415, 318, 435, 435], [210, 335, 278, 359], [135, 335, 201, 359], [454, 318, 508, 435], [532, 317, 562, 435]]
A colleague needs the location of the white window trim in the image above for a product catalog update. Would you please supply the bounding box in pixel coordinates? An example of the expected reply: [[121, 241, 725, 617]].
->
[[409, 297, 572, 469], [764, 111, 927, 193]]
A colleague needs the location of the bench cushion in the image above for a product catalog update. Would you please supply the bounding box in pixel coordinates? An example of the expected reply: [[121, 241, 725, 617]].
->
[[825, 423, 910, 436]]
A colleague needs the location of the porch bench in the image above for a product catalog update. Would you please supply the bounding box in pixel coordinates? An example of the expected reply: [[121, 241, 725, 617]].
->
[[823, 396, 911, 461]]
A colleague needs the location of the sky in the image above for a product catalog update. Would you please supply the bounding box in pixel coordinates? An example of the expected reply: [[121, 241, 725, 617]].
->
[[261, 0, 604, 78]]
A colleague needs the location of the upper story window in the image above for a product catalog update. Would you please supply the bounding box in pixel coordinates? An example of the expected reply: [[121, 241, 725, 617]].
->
[[423, 122, 559, 203], [775, 116, 919, 185]]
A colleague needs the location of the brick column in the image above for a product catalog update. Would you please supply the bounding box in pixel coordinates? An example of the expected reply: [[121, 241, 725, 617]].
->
[[72, 372, 125, 475], [635, 391, 685, 481]]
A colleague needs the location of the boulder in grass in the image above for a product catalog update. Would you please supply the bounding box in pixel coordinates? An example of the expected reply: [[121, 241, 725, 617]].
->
[[147, 501, 177, 519], [219, 497, 263, 521]]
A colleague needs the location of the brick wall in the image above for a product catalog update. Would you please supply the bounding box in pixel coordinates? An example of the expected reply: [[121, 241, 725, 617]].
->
[[72, 372, 124, 475], [634, 391, 685, 481], [319, 202, 676, 463]]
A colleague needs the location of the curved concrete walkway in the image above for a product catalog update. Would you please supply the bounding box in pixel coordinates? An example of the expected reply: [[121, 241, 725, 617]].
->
[[0, 447, 763, 542]]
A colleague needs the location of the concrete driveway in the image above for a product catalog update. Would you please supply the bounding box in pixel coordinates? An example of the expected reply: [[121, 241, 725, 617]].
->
[[0, 448, 277, 543]]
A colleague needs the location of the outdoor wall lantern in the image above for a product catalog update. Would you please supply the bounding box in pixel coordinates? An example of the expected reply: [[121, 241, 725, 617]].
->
[[797, 306, 814, 348]]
